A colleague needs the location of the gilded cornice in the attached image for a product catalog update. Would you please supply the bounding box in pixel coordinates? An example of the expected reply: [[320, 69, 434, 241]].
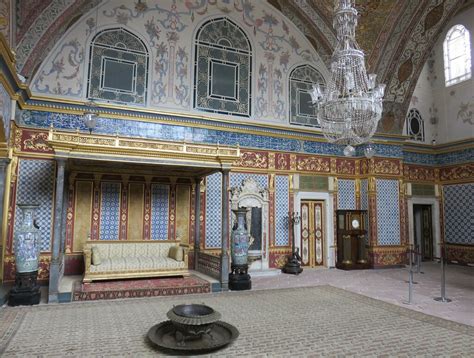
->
[[46, 127, 240, 172]]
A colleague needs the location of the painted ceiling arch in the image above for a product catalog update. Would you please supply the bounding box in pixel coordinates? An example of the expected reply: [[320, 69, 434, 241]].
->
[[8, 0, 472, 134]]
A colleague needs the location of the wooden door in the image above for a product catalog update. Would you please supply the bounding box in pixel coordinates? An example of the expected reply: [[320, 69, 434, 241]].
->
[[300, 200, 325, 267], [421, 205, 433, 261]]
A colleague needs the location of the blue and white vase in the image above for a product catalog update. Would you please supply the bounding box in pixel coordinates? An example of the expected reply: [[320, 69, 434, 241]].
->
[[14, 205, 41, 273], [231, 208, 249, 266]]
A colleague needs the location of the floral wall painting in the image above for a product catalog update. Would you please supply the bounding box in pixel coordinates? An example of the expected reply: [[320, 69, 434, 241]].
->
[[30, 0, 328, 125], [457, 101, 474, 125]]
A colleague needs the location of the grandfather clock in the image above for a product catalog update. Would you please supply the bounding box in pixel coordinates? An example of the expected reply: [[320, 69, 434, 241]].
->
[[336, 210, 369, 270]]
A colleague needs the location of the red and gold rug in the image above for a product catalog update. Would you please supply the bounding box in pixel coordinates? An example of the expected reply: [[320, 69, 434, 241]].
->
[[72, 275, 211, 301]]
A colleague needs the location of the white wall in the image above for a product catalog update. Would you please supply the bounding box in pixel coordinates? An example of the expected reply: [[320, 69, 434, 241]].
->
[[408, 6, 474, 144]]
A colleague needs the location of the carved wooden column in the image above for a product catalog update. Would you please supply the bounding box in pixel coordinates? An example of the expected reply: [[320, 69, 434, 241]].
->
[[168, 178, 177, 240], [143, 177, 152, 240], [220, 169, 230, 291], [119, 175, 129, 240], [64, 173, 76, 254], [90, 174, 101, 240], [48, 158, 66, 303]]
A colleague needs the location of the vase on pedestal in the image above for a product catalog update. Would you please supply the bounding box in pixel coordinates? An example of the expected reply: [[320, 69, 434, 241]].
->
[[229, 208, 251, 290], [9, 204, 41, 306]]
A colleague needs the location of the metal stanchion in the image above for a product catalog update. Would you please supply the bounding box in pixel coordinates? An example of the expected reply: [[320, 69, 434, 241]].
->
[[434, 243, 451, 303], [405, 244, 418, 284], [403, 245, 414, 305], [415, 244, 422, 274]]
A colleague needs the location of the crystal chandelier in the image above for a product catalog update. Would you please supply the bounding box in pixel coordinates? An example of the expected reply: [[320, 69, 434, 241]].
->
[[311, 0, 386, 156]]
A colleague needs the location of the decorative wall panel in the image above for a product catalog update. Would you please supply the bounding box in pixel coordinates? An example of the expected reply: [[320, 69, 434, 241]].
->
[[376, 179, 400, 245], [337, 179, 356, 210], [0, 82, 11, 141], [443, 183, 474, 245], [150, 184, 170, 240], [14, 159, 55, 252], [275, 175, 289, 246], [205, 173, 222, 248], [99, 182, 121, 241]]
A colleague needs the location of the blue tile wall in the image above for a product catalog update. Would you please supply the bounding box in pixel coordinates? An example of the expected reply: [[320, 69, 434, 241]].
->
[[275, 175, 289, 246], [20, 109, 409, 158], [436, 148, 474, 166], [357, 143, 404, 158], [14, 159, 55, 252], [205, 173, 222, 249], [338, 179, 356, 210], [404, 148, 473, 166], [99, 182, 121, 241], [376, 179, 400, 245], [443, 184, 474, 245], [150, 184, 170, 240], [230, 173, 268, 189], [403, 151, 438, 166]]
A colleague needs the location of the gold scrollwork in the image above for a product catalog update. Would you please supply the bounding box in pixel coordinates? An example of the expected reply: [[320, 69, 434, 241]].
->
[[404, 165, 436, 181], [336, 159, 355, 174], [234, 151, 268, 168], [374, 159, 400, 175], [23, 132, 52, 152], [440, 164, 474, 182], [297, 157, 330, 172]]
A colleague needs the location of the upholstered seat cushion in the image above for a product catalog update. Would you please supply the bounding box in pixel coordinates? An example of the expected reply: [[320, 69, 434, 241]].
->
[[89, 256, 186, 272]]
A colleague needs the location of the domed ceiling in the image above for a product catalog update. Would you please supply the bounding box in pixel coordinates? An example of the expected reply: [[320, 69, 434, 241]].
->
[[4, 0, 473, 134]]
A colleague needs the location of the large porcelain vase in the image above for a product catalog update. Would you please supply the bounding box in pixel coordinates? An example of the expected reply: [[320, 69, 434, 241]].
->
[[231, 208, 249, 266], [14, 205, 41, 273]]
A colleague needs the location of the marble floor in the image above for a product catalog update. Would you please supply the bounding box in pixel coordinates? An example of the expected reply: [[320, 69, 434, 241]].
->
[[52, 261, 474, 326], [252, 262, 474, 326]]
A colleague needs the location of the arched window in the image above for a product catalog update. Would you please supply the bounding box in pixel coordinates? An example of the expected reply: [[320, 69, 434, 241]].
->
[[289, 65, 325, 127], [406, 108, 424, 142], [194, 18, 252, 117], [443, 25, 471, 87], [87, 28, 149, 105]]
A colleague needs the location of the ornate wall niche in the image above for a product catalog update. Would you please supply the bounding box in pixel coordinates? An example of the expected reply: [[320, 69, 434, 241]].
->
[[230, 177, 270, 271]]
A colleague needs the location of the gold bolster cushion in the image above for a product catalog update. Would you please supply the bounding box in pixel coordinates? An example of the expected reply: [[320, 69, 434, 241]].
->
[[168, 246, 183, 261]]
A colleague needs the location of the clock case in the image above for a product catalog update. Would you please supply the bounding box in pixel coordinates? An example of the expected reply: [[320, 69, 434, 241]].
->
[[336, 210, 370, 270]]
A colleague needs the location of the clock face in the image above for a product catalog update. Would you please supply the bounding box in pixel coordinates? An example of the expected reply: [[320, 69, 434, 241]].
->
[[351, 219, 360, 229]]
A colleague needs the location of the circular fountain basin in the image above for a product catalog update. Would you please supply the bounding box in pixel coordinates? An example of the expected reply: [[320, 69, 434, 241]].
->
[[167, 304, 221, 339]]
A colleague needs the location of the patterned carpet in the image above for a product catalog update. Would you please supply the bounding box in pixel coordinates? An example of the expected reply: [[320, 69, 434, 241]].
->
[[73, 275, 211, 301], [1, 285, 473, 356]]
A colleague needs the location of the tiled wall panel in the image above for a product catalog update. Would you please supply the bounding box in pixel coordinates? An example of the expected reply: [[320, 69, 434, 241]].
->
[[150, 184, 170, 240], [444, 184, 474, 245], [205, 173, 222, 248], [275, 175, 289, 246], [376, 179, 400, 245], [99, 182, 121, 241], [14, 159, 55, 251], [338, 179, 356, 210]]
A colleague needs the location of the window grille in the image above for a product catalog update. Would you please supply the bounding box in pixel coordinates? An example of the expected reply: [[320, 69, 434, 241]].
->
[[87, 28, 149, 105], [194, 18, 252, 117], [289, 65, 325, 127], [406, 108, 425, 142]]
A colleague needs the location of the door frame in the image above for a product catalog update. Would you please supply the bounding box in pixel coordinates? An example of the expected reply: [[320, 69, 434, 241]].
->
[[294, 191, 335, 268], [407, 197, 440, 259]]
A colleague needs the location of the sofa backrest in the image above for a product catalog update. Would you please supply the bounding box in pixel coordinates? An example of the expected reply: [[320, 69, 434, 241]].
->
[[86, 241, 178, 259]]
